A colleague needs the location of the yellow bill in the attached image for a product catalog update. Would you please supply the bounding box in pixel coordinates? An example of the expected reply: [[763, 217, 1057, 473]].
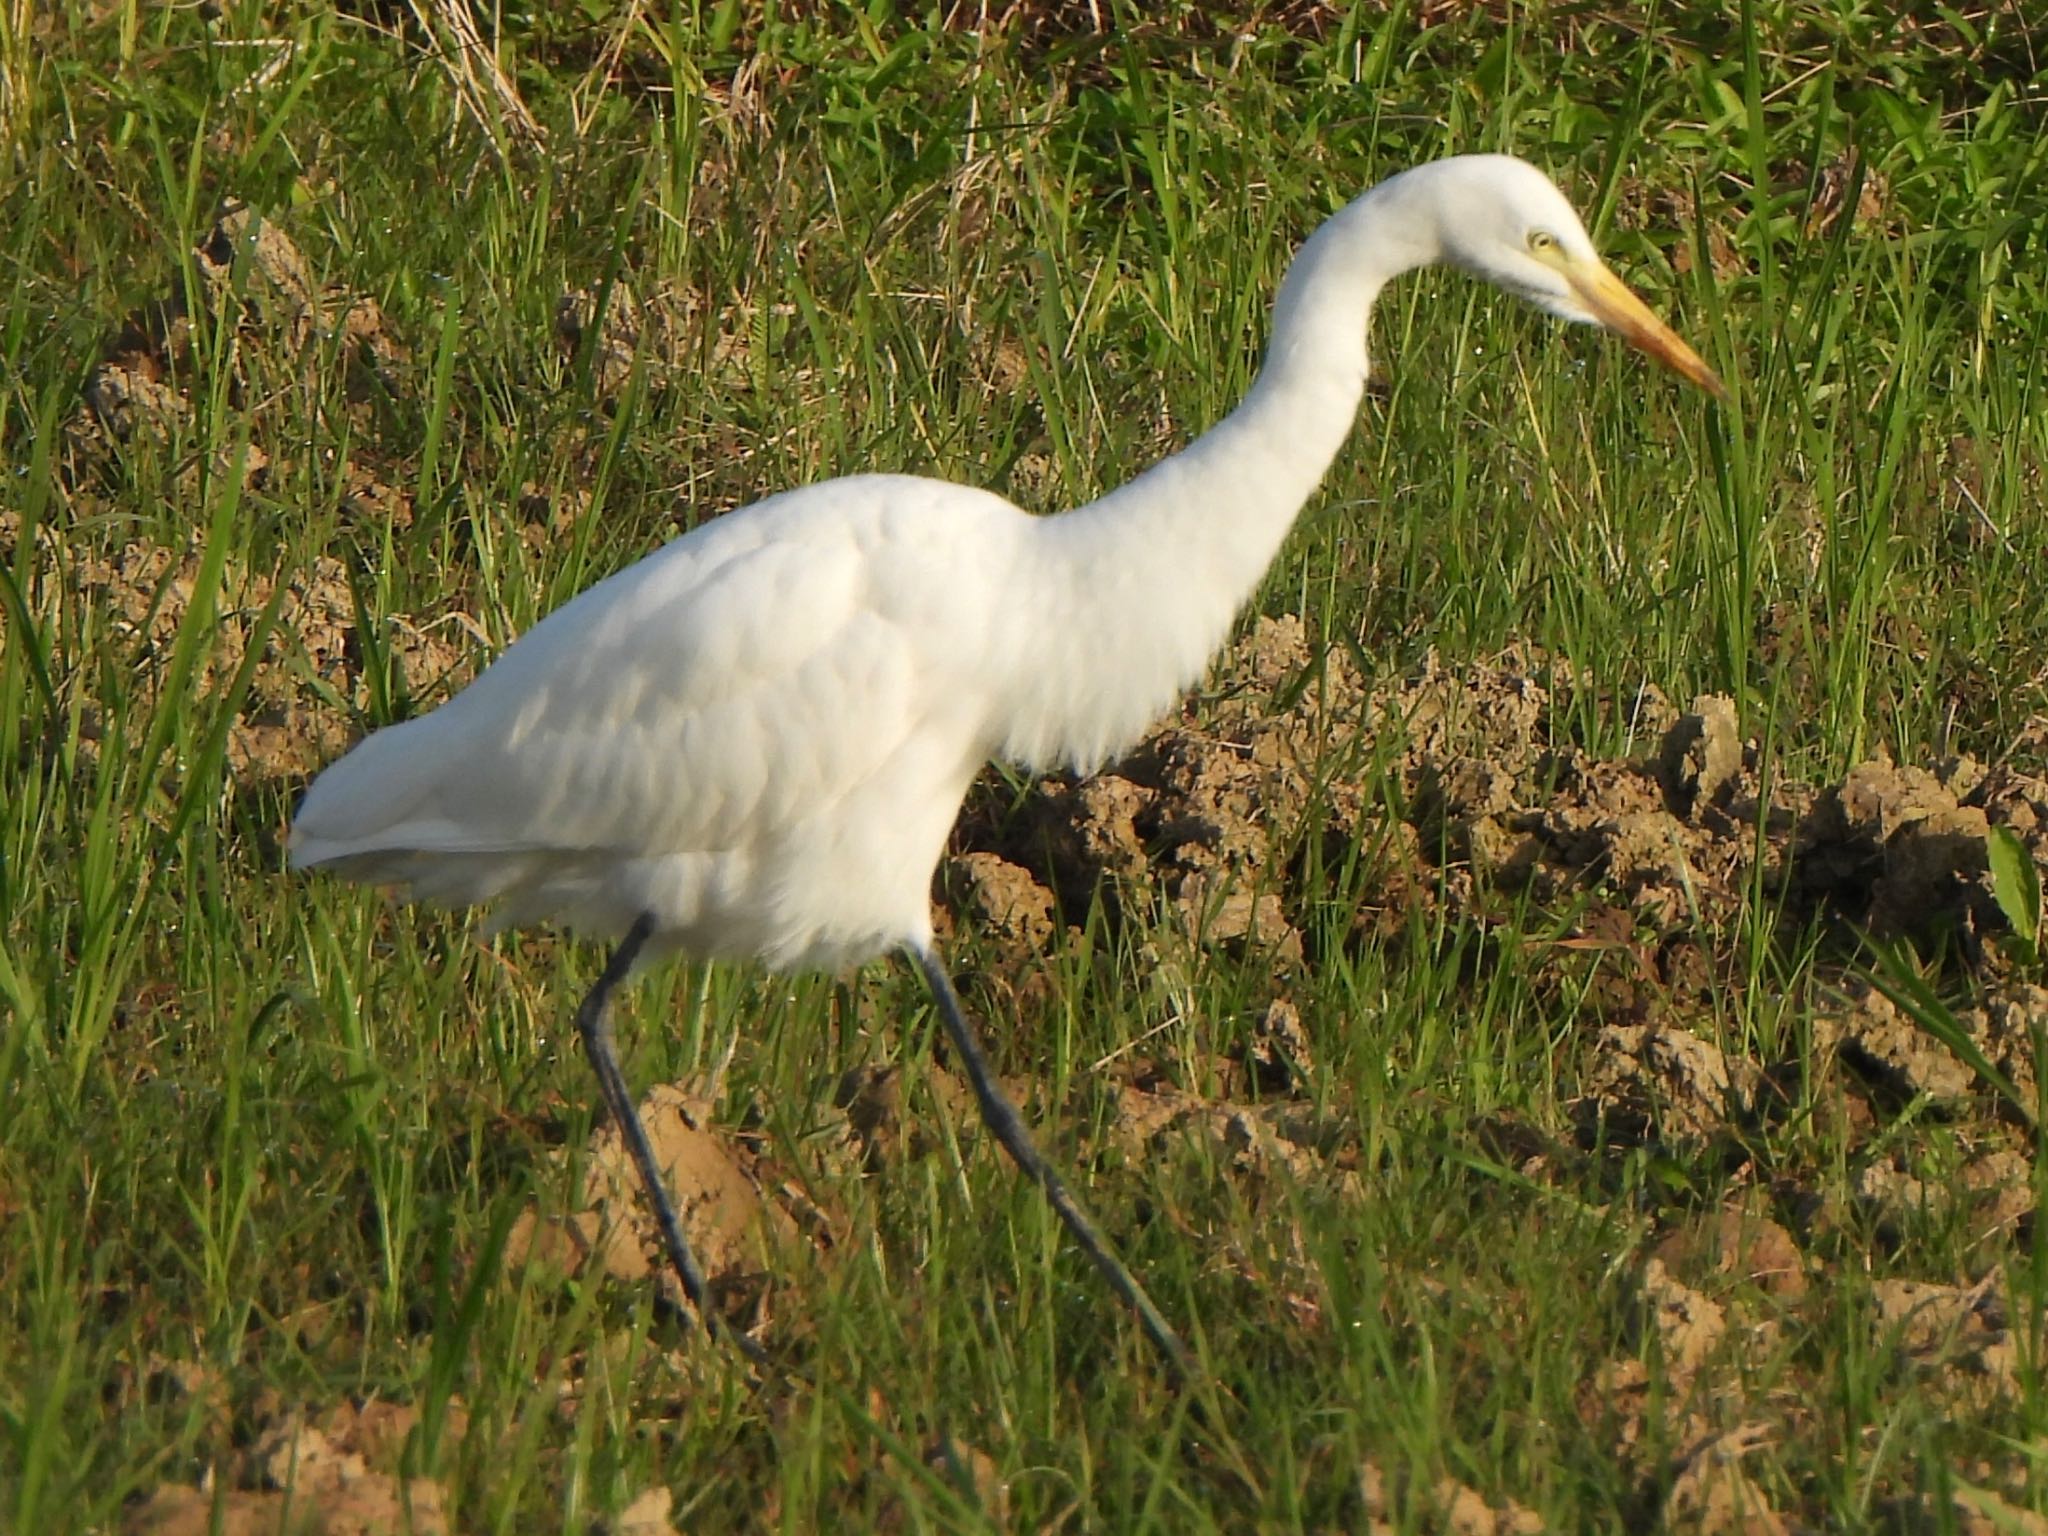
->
[[1566, 260, 1729, 402]]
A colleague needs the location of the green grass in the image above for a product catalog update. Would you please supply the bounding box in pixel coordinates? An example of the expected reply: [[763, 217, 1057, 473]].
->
[[5, 1, 2048, 1530]]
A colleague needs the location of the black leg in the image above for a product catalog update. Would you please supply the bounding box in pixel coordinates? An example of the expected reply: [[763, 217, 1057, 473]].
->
[[574, 912, 768, 1367], [911, 945, 1194, 1381]]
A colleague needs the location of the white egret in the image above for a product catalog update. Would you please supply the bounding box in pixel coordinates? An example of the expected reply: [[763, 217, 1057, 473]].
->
[[292, 154, 1725, 1378]]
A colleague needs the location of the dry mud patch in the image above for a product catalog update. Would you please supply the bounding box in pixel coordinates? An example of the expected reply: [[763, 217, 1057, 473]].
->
[[15, 200, 479, 790], [935, 617, 2048, 1526], [119, 1391, 464, 1536], [118, 1382, 687, 1535], [76, 199, 406, 455], [20, 200, 734, 797]]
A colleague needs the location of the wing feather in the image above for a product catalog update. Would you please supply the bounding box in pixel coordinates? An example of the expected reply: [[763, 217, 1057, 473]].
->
[[293, 496, 893, 870], [290, 474, 1034, 953]]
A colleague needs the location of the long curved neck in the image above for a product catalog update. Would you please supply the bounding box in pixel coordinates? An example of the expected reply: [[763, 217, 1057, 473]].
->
[[1004, 170, 1447, 772]]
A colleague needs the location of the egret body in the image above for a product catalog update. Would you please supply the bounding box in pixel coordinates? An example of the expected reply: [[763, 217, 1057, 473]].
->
[[292, 154, 1724, 1375]]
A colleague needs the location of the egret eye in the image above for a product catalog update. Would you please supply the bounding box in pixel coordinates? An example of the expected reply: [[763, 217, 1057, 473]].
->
[[1529, 230, 1558, 255]]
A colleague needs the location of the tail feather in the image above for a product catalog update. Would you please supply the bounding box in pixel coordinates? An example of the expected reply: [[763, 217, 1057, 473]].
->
[[289, 711, 495, 869]]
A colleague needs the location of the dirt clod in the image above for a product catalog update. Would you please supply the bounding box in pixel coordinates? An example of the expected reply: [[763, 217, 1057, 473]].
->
[[555, 281, 699, 399], [946, 851, 1056, 950], [1653, 1208, 1808, 1300], [65, 538, 472, 788], [79, 200, 404, 459], [1573, 1025, 1757, 1144], [1659, 695, 1746, 817], [1243, 996, 1314, 1095], [1872, 1269, 2020, 1409], [607, 1486, 684, 1536], [509, 1082, 804, 1328], [1104, 1082, 1356, 1193], [1640, 1257, 1729, 1385], [923, 1437, 1010, 1525], [1358, 1460, 1546, 1535], [125, 1399, 456, 1536], [1825, 979, 2040, 1121], [1664, 1425, 1790, 1536], [1945, 1483, 2048, 1536]]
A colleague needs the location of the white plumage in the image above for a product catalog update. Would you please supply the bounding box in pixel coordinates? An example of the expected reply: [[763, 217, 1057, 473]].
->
[[292, 155, 1724, 1373]]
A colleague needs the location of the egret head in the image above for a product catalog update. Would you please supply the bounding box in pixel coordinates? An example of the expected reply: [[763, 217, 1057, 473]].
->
[[1431, 155, 1728, 400]]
